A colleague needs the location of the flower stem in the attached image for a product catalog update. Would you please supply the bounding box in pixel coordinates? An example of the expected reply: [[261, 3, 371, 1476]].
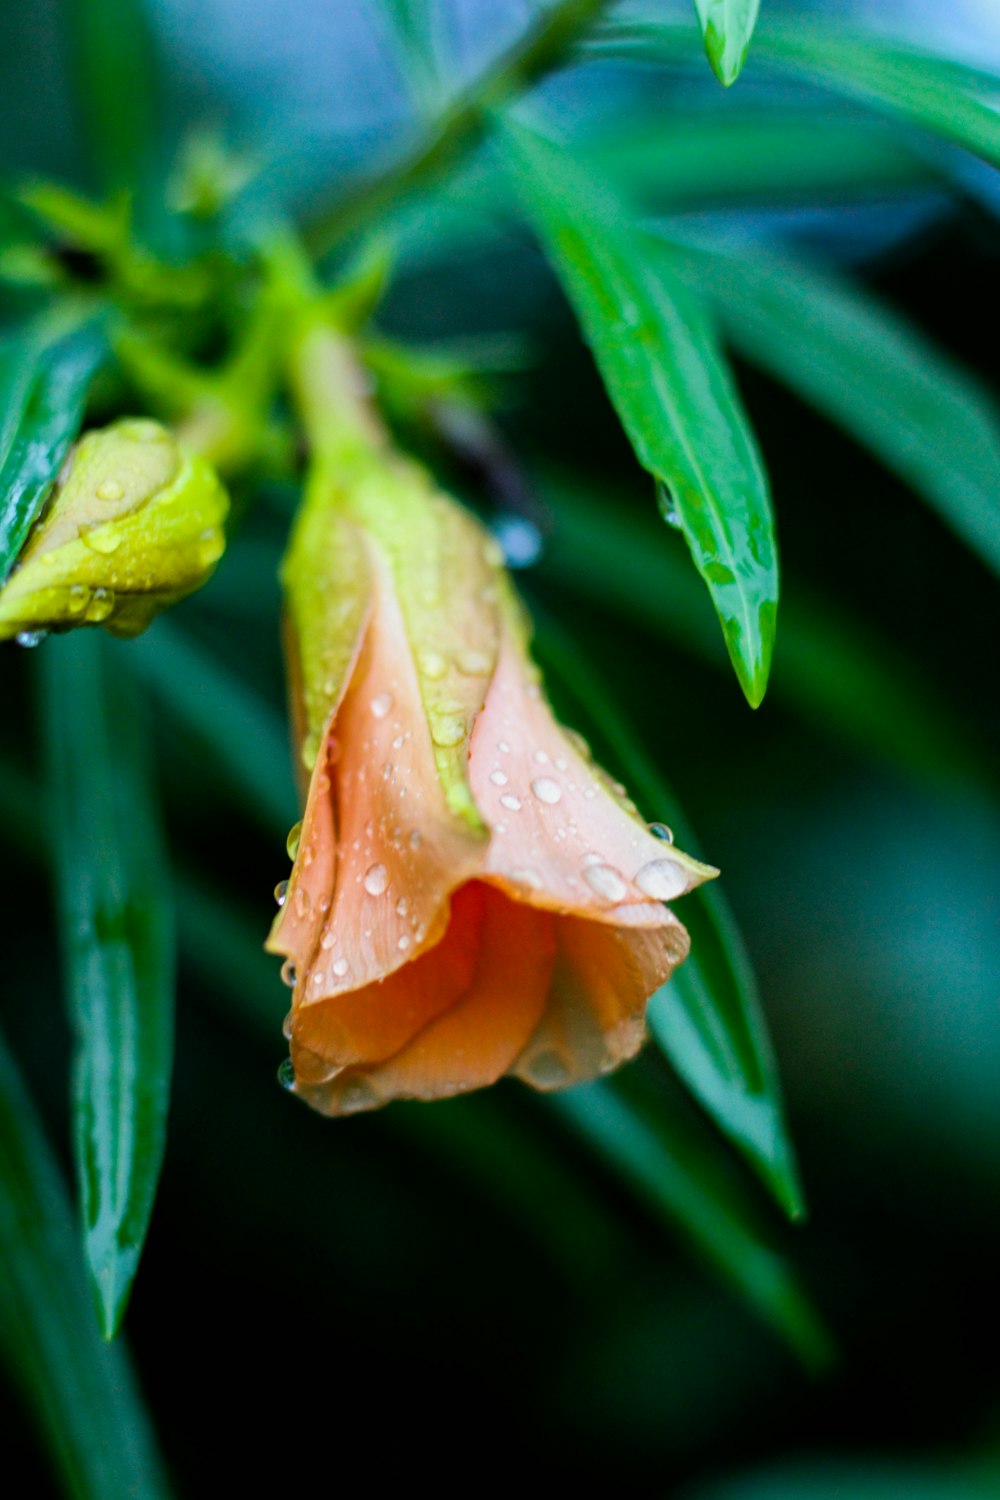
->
[[302, 0, 617, 258]]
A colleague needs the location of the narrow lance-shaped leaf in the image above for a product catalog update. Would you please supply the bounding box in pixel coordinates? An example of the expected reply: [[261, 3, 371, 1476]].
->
[[498, 116, 778, 707], [535, 618, 803, 1219], [0, 322, 103, 584], [69, 0, 159, 192], [39, 630, 175, 1339], [549, 1078, 830, 1366], [662, 236, 1000, 582], [0, 1028, 173, 1499], [693, 0, 761, 87], [595, 18, 1000, 169]]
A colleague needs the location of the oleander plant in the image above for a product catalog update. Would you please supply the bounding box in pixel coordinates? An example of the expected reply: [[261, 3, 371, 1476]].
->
[[3, 1, 1000, 1495]]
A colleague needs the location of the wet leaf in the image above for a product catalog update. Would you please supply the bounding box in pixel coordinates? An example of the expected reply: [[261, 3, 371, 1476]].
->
[[39, 631, 174, 1339], [0, 1028, 172, 1498], [694, 0, 761, 87], [499, 117, 778, 707]]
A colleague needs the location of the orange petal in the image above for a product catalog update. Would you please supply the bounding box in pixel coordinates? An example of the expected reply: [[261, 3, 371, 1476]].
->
[[287, 541, 486, 1004], [512, 906, 689, 1090], [289, 882, 487, 1081], [295, 882, 556, 1114], [469, 625, 714, 922]]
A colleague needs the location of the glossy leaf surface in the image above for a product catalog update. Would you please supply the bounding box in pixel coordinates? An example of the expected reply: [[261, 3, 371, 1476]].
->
[[499, 118, 778, 706], [535, 620, 802, 1218], [0, 1029, 171, 1499], [0, 323, 102, 584], [694, 0, 761, 86], [40, 631, 174, 1339]]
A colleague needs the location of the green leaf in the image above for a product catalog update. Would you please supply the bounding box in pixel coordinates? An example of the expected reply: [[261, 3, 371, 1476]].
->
[[498, 116, 778, 707], [549, 1077, 830, 1366], [39, 631, 174, 1339], [538, 473, 992, 793], [662, 236, 1000, 582], [534, 618, 803, 1219], [693, 0, 761, 87], [0, 322, 103, 585], [69, 0, 159, 192], [0, 1028, 172, 1499], [597, 18, 1000, 169]]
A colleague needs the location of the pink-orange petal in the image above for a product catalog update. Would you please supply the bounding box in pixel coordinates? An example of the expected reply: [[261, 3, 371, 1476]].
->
[[513, 906, 689, 1090], [295, 882, 556, 1114], [469, 626, 714, 924], [290, 881, 488, 1079], [305, 540, 485, 994]]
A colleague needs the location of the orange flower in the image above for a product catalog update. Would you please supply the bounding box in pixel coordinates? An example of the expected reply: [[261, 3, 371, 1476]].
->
[[267, 327, 715, 1115]]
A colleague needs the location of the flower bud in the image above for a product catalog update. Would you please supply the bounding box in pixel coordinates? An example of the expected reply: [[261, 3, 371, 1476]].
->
[[0, 417, 228, 640], [269, 329, 716, 1116]]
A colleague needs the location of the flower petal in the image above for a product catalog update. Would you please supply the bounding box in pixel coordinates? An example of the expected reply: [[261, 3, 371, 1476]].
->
[[290, 881, 490, 1084], [294, 882, 556, 1114], [284, 541, 486, 1000], [469, 624, 715, 921], [513, 907, 689, 1089]]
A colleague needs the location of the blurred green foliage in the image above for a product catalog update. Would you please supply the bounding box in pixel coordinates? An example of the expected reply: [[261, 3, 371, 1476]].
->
[[2, 1, 1000, 1496]]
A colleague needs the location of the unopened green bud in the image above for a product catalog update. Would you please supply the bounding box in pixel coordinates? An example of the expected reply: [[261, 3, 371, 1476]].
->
[[0, 417, 228, 641]]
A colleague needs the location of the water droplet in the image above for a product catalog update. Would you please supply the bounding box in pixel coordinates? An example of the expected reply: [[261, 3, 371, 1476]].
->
[[15, 629, 48, 648], [282, 1011, 293, 1040], [511, 867, 543, 889], [332, 957, 350, 978], [648, 822, 674, 844], [321, 929, 335, 950], [81, 524, 122, 555], [277, 1058, 296, 1091], [96, 478, 124, 502], [280, 958, 297, 987], [371, 691, 393, 718], [397, 934, 412, 952], [583, 863, 627, 902], [634, 859, 685, 901], [431, 715, 465, 748], [396, 896, 409, 917], [294, 885, 312, 921], [499, 794, 522, 812], [456, 649, 492, 676], [490, 769, 508, 787], [84, 587, 114, 622], [498, 740, 511, 754], [67, 583, 89, 614], [521, 1049, 572, 1088], [534, 750, 550, 764], [419, 651, 447, 680], [531, 776, 562, 806], [392, 734, 405, 750], [409, 829, 423, 849], [273, 880, 289, 907], [286, 821, 303, 860], [364, 862, 389, 896]]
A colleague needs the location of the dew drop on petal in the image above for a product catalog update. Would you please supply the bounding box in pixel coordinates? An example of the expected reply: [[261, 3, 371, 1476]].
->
[[431, 715, 465, 748], [490, 769, 508, 787], [497, 740, 511, 754], [583, 863, 627, 902], [96, 478, 124, 502], [531, 777, 562, 806], [396, 897, 409, 917], [286, 821, 303, 860], [280, 959, 297, 987], [534, 750, 549, 764], [634, 859, 686, 900], [282, 1011, 293, 1040], [371, 691, 394, 718], [511, 868, 543, 889], [397, 934, 412, 952], [648, 821, 674, 843], [364, 862, 389, 896], [500, 794, 522, 812], [455, 649, 492, 676], [277, 1058, 296, 1091], [273, 880, 289, 907], [409, 829, 423, 850], [332, 958, 350, 978], [419, 651, 447, 680]]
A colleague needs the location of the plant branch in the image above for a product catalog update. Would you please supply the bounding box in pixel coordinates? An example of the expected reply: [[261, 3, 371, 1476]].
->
[[302, 0, 617, 257]]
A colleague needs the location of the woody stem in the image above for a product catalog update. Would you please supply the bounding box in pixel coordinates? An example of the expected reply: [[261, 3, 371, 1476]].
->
[[302, 0, 617, 257]]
